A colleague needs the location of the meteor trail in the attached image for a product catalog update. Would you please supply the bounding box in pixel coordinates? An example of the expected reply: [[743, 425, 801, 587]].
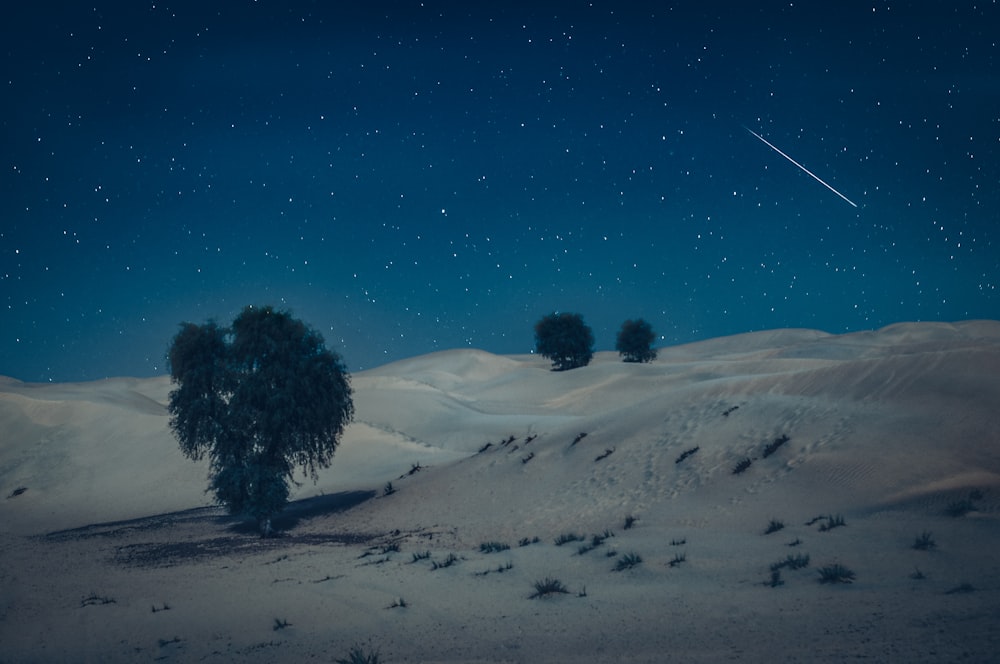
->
[[744, 126, 858, 208]]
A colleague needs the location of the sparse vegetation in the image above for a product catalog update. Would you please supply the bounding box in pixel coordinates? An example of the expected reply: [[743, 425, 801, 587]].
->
[[771, 553, 810, 572], [151, 603, 171, 613], [430, 553, 459, 570], [762, 434, 790, 458], [623, 515, 638, 530], [910, 568, 926, 580], [732, 457, 753, 475], [764, 519, 785, 535], [479, 541, 511, 554], [382, 482, 395, 496], [945, 582, 975, 595], [6, 486, 27, 498], [945, 496, 977, 517], [668, 552, 686, 568], [571, 432, 589, 446], [675, 447, 699, 464], [818, 514, 846, 532], [722, 405, 740, 417], [386, 597, 407, 609], [817, 564, 855, 584], [335, 643, 382, 664], [519, 537, 540, 547], [912, 531, 936, 550], [614, 552, 643, 571], [158, 637, 182, 647], [411, 551, 431, 563], [80, 594, 116, 607], [475, 561, 513, 577], [594, 447, 615, 462], [786, 538, 802, 547], [477, 442, 492, 453], [766, 570, 784, 587], [272, 618, 291, 631], [529, 577, 570, 598], [555, 532, 585, 546], [670, 538, 686, 546], [521, 452, 535, 464]]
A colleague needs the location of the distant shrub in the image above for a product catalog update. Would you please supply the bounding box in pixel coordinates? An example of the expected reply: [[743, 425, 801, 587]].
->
[[430, 553, 459, 570], [335, 643, 381, 664], [668, 552, 686, 568], [518, 537, 540, 547], [945, 497, 977, 517], [615, 318, 658, 363], [766, 570, 784, 588], [623, 515, 638, 530], [382, 482, 396, 496], [479, 541, 511, 554]]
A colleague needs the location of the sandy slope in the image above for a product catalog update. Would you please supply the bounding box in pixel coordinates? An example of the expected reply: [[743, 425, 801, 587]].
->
[[1, 321, 999, 662]]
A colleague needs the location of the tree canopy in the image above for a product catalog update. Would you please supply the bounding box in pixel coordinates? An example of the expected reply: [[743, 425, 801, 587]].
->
[[616, 318, 658, 363], [166, 305, 354, 535], [534, 312, 594, 371]]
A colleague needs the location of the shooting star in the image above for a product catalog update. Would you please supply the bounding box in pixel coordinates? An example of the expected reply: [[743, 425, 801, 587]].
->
[[744, 126, 858, 208]]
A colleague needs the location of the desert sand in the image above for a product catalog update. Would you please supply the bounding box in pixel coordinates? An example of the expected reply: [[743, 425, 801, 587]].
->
[[2, 321, 999, 662]]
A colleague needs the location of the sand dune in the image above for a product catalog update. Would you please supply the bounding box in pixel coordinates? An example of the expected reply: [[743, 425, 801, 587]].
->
[[2, 321, 999, 662]]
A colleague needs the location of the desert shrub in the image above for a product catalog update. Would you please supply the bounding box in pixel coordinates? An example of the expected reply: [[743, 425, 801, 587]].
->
[[670, 538, 686, 546], [273, 618, 291, 631], [615, 318, 658, 363], [431, 553, 459, 570], [771, 553, 810, 571], [519, 537, 540, 547], [766, 570, 784, 587], [945, 582, 975, 594], [623, 515, 638, 530], [818, 514, 846, 532], [817, 564, 855, 584], [945, 498, 976, 517], [571, 432, 588, 446], [668, 552, 686, 568], [534, 312, 594, 371], [382, 482, 395, 496], [732, 457, 753, 475], [529, 577, 570, 598], [675, 447, 699, 464], [762, 434, 790, 458], [555, 532, 585, 546], [594, 448, 615, 462], [479, 541, 511, 554], [614, 552, 643, 571], [410, 551, 431, 563], [764, 519, 785, 534], [336, 644, 381, 664], [912, 531, 936, 550]]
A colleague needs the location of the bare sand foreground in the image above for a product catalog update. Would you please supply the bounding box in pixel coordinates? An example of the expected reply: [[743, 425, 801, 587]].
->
[[2, 321, 999, 663]]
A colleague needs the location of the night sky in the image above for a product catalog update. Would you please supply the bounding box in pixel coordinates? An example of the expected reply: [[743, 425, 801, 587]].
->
[[3, 2, 997, 382]]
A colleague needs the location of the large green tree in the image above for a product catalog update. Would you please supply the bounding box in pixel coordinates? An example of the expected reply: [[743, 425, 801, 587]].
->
[[166, 305, 354, 536], [534, 312, 594, 371], [615, 318, 658, 363]]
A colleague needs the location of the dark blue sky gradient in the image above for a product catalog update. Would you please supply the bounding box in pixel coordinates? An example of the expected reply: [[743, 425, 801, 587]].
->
[[2, 2, 997, 381]]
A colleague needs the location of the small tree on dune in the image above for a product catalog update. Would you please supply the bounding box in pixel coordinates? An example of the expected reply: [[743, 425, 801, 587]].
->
[[534, 312, 594, 371], [616, 318, 658, 363], [166, 305, 354, 536]]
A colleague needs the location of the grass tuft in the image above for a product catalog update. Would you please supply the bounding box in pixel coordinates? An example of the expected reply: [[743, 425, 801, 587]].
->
[[668, 552, 687, 568], [817, 563, 855, 584], [479, 541, 511, 554], [818, 514, 846, 532], [272, 618, 291, 631], [764, 519, 785, 535], [335, 643, 382, 664], [912, 531, 936, 551], [529, 577, 570, 599], [614, 552, 643, 571], [732, 457, 752, 475], [430, 553, 459, 570], [554, 532, 585, 546], [623, 514, 638, 530]]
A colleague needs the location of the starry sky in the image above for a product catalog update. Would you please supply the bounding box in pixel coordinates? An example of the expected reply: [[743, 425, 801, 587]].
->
[[3, 2, 998, 382]]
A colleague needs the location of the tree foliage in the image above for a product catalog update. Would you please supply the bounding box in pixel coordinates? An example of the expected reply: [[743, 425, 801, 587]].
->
[[534, 312, 594, 371], [616, 318, 658, 363], [166, 305, 354, 535]]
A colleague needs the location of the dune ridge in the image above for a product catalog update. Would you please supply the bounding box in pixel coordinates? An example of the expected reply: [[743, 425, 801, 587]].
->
[[1, 321, 999, 662]]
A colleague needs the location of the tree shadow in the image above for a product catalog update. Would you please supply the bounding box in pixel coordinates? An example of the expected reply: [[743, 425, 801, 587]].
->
[[227, 490, 376, 534]]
